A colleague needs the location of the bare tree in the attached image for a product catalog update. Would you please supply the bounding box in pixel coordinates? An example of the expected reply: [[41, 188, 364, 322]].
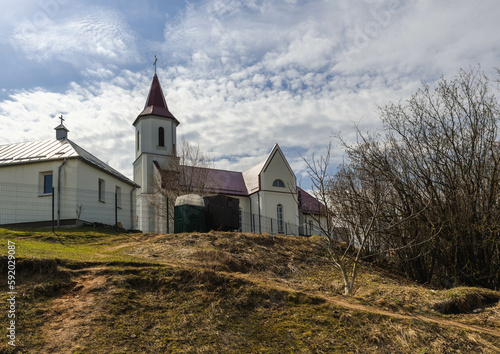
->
[[342, 67, 500, 288], [303, 143, 427, 295], [75, 204, 85, 229], [150, 139, 214, 233]]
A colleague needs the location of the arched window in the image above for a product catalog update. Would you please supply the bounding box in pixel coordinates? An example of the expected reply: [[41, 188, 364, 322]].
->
[[277, 204, 284, 233], [136, 131, 140, 151], [158, 127, 165, 147], [273, 179, 285, 187]]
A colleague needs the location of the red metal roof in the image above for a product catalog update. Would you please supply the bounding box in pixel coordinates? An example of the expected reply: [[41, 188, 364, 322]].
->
[[297, 187, 325, 215], [154, 162, 249, 196], [133, 74, 179, 126], [153, 162, 323, 215]]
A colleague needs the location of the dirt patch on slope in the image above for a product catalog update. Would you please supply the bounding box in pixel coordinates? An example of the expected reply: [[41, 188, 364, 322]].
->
[[41, 269, 111, 353], [233, 272, 500, 339], [105, 233, 165, 252]]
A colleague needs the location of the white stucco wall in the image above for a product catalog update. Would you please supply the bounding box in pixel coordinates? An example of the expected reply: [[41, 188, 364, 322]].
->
[[258, 146, 299, 234], [135, 116, 177, 158], [0, 158, 136, 229], [299, 212, 327, 236], [72, 161, 136, 229], [228, 195, 251, 232], [0, 159, 75, 225], [260, 191, 299, 234], [133, 114, 179, 233]]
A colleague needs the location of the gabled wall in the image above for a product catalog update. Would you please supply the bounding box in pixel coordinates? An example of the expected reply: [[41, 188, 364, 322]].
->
[[259, 147, 299, 230]]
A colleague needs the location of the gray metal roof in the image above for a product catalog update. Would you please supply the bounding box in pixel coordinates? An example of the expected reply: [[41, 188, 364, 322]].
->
[[0, 139, 137, 187], [242, 160, 264, 194]]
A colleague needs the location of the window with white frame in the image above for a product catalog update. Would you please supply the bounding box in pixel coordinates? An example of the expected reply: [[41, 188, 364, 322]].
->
[[273, 179, 285, 187], [277, 204, 284, 233], [39, 171, 53, 195], [98, 179, 105, 202]]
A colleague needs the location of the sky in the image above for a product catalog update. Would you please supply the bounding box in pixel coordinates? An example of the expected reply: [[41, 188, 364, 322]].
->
[[1, 0, 500, 188]]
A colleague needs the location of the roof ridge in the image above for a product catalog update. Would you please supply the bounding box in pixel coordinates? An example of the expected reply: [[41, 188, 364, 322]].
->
[[66, 140, 137, 186], [187, 164, 243, 174]]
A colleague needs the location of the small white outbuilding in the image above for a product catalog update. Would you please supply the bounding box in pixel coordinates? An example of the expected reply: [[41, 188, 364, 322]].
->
[[0, 123, 139, 229]]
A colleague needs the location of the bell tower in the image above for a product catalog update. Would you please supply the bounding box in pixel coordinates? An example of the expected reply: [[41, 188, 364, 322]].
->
[[133, 72, 180, 232]]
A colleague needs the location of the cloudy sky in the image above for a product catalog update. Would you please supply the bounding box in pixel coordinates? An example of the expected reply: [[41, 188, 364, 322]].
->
[[1, 0, 499, 188]]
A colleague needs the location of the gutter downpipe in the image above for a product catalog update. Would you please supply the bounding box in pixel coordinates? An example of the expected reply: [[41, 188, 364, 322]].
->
[[57, 159, 67, 227], [249, 198, 253, 233], [257, 192, 262, 234], [258, 174, 262, 234], [130, 186, 136, 230]]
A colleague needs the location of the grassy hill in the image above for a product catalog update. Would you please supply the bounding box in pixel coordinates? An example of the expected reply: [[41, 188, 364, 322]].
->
[[0, 227, 499, 353]]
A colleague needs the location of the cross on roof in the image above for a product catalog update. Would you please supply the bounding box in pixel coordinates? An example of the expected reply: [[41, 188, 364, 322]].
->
[[59, 115, 64, 125], [153, 55, 158, 75]]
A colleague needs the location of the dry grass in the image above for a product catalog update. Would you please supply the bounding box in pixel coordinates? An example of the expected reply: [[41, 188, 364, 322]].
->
[[0, 228, 499, 352]]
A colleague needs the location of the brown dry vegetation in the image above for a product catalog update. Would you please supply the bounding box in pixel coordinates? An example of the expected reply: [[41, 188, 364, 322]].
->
[[0, 228, 499, 353]]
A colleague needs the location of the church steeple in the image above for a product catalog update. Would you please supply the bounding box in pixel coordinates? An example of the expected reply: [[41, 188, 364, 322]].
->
[[133, 69, 180, 233], [133, 74, 179, 126]]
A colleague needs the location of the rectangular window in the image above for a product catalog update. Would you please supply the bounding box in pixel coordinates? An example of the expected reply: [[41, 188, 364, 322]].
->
[[158, 127, 165, 147], [43, 174, 53, 194], [39, 171, 53, 195], [277, 204, 284, 234], [98, 179, 105, 202], [115, 186, 122, 208]]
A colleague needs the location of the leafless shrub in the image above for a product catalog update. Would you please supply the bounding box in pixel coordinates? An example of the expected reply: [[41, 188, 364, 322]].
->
[[303, 67, 500, 292]]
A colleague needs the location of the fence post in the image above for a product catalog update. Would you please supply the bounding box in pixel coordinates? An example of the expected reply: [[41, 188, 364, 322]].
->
[[52, 187, 55, 232], [271, 218, 273, 234], [285, 223, 288, 235], [166, 197, 170, 234]]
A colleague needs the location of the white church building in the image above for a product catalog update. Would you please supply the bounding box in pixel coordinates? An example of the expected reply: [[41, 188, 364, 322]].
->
[[133, 73, 323, 235], [0, 71, 323, 235]]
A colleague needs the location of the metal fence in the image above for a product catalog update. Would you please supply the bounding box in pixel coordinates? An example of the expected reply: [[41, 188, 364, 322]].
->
[[0, 182, 134, 230], [0, 182, 324, 236], [238, 210, 323, 236]]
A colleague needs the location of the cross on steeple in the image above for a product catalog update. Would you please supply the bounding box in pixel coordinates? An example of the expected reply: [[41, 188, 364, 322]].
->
[[153, 55, 158, 75], [55, 114, 69, 140]]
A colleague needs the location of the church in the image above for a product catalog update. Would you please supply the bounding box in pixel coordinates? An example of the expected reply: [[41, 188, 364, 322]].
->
[[0, 70, 322, 235], [133, 73, 323, 235]]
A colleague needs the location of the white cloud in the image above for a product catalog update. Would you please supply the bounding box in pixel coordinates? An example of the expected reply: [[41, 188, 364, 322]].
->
[[0, 71, 150, 177], [155, 0, 500, 180], [2, 0, 500, 188], [11, 6, 138, 67]]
